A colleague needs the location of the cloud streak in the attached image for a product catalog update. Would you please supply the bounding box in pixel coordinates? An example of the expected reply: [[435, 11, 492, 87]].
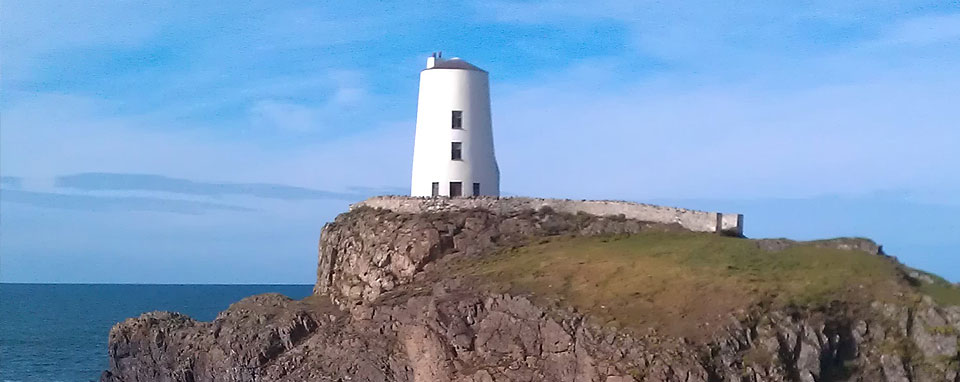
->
[[2, 1, 958, 283], [1, 176, 22, 188], [1, 189, 252, 214], [879, 13, 960, 46], [55, 173, 371, 201]]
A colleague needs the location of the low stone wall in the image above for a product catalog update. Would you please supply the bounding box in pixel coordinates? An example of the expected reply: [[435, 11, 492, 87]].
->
[[353, 196, 744, 236]]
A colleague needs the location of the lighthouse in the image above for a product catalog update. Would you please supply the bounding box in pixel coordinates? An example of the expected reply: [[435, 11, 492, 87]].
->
[[410, 53, 500, 197]]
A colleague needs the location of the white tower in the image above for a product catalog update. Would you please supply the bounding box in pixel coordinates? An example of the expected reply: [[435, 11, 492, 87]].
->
[[410, 53, 500, 197]]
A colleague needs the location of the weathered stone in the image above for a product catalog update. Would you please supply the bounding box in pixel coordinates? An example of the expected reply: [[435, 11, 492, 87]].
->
[[756, 237, 884, 255], [315, 205, 672, 307], [355, 196, 744, 235], [102, 201, 960, 382]]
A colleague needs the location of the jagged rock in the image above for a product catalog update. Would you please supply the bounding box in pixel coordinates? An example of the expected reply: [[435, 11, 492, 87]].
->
[[102, 201, 960, 382], [756, 237, 884, 255], [315, 205, 668, 307]]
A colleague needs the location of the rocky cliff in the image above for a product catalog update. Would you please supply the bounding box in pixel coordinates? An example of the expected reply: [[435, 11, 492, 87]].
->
[[101, 199, 960, 382]]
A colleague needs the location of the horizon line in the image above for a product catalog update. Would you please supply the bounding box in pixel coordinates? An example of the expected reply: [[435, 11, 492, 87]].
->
[[0, 282, 315, 286]]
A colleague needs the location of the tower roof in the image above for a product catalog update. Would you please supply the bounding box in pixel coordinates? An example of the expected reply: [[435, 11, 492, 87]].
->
[[425, 57, 487, 73]]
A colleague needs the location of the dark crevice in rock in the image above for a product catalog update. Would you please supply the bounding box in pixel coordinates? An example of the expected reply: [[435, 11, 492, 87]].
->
[[903, 306, 918, 382], [697, 346, 725, 382], [818, 319, 858, 382], [100, 202, 960, 382], [774, 329, 802, 382]]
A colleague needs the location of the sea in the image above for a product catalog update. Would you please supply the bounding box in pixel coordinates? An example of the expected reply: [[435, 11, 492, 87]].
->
[[0, 283, 314, 382]]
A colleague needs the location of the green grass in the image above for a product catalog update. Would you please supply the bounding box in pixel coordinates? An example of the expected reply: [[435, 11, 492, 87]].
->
[[456, 232, 951, 338], [906, 269, 960, 306], [917, 280, 960, 306]]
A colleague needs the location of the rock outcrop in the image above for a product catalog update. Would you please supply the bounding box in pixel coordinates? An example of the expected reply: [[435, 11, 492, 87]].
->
[[756, 237, 885, 256], [101, 199, 960, 382], [315, 204, 678, 306], [354, 196, 744, 235]]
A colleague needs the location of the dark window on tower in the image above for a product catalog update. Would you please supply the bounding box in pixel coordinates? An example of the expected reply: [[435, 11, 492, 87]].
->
[[449, 182, 462, 197], [473, 182, 480, 196], [431, 182, 439, 197], [452, 110, 463, 129], [451, 142, 462, 160]]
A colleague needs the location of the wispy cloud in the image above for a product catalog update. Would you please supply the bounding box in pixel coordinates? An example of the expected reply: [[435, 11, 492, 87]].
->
[[1, 176, 23, 189], [344, 185, 408, 196], [0, 1, 170, 83], [54, 172, 369, 201], [250, 101, 334, 132], [492, 60, 960, 201], [248, 69, 370, 132], [0, 93, 413, 191], [878, 13, 960, 46], [2, 1, 958, 283], [1, 189, 252, 214]]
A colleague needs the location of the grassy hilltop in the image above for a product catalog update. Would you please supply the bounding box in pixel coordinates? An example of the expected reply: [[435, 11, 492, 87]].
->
[[460, 231, 960, 338], [104, 205, 960, 381]]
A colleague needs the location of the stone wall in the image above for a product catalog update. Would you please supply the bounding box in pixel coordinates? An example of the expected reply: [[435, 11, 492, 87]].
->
[[354, 196, 744, 236]]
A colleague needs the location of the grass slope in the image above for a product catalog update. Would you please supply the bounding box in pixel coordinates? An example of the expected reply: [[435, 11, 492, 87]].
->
[[459, 232, 959, 338]]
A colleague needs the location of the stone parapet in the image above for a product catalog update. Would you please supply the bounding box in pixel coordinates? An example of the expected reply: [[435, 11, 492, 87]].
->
[[353, 196, 744, 236]]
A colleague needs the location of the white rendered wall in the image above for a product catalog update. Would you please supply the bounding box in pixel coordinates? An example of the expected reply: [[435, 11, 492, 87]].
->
[[410, 61, 500, 197]]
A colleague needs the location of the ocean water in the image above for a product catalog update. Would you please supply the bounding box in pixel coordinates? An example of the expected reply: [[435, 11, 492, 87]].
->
[[0, 283, 313, 382]]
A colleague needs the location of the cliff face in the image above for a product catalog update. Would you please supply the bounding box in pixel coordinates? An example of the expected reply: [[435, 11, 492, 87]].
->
[[314, 204, 675, 306], [101, 200, 960, 382]]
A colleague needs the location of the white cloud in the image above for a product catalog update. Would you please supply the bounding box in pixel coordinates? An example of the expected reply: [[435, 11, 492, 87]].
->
[[0, 93, 411, 190], [492, 57, 960, 201], [0, 90, 411, 283], [477, 0, 636, 23], [0, 1, 173, 82], [878, 13, 960, 46], [250, 101, 324, 132], [3, 1, 959, 283], [248, 69, 369, 132]]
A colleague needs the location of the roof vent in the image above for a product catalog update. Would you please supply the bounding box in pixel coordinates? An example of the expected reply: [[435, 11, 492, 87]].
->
[[426, 51, 443, 69]]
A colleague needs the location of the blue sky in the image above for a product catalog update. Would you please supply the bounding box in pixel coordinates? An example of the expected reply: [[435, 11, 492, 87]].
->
[[2, 1, 958, 284]]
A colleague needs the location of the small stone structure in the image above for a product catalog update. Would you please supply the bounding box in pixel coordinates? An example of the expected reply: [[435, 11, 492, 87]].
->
[[353, 196, 744, 236]]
